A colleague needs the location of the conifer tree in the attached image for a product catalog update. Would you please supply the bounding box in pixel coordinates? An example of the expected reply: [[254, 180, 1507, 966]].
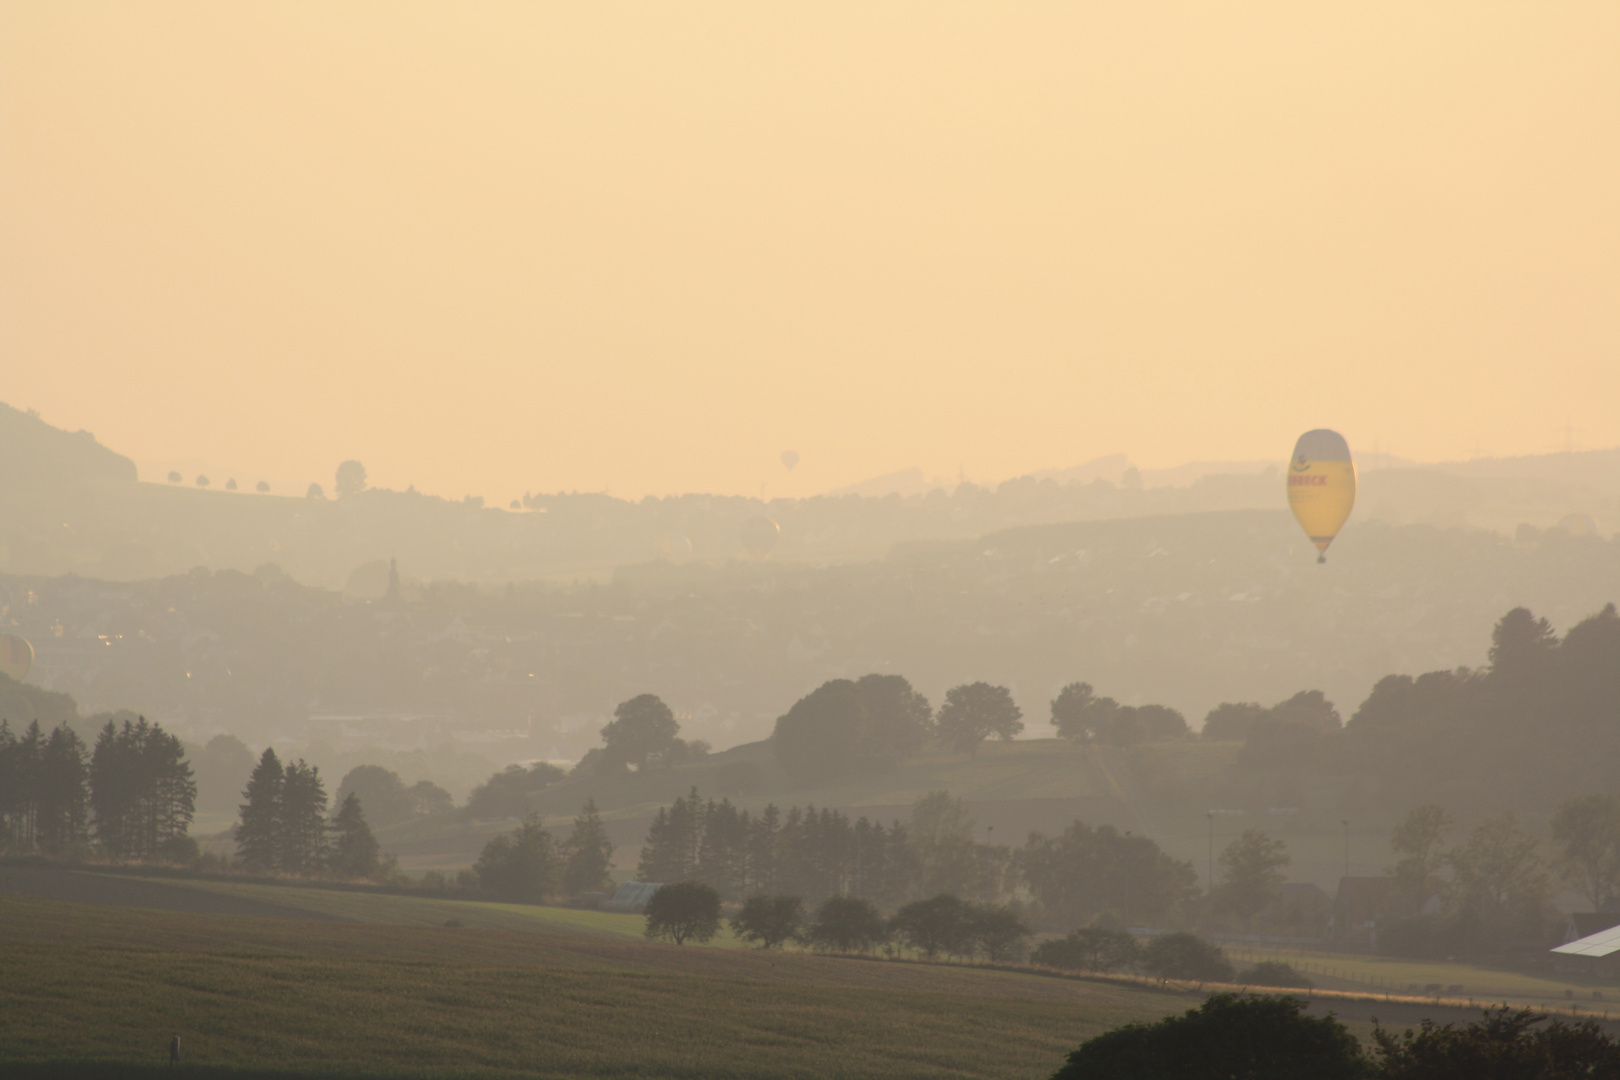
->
[[89, 716, 195, 860], [562, 799, 615, 896], [235, 748, 284, 870], [37, 725, 89, 851], [328, 793, 380, 878], [278, 759, 329, 874], [474, 813, 560, 902], [0, 721, 43, 847]]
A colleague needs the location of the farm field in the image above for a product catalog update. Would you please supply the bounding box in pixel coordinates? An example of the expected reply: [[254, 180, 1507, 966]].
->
[[1, 892, 1189, 1080], [10, 869, 1620, 1078]]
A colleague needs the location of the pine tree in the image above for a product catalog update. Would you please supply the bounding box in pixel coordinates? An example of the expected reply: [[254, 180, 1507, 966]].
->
[[235, 748, 284, 870], [638, 788, 702, 881], [328, 793, 380, 878], [696, 798, 749, 899], [0, 721, 44, 848], [744, 803, 781, 895], [474, 814, 560, 902], [37, 725, 89, 851], [88, 715, 195, 861], [562, 799, 614, 896], [278, 760, 329, 874]]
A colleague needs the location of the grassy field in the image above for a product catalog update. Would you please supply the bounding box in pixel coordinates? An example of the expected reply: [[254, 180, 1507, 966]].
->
[[11, 870, 1619, 1078], [1222, 941, 1620, 1014], [0, 891, 1191, 1079]]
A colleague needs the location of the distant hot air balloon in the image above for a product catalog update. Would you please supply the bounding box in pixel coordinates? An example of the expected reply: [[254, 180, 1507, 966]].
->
[[659, 534, 693, 560], [740, 515, 780, 558], [0, 634, 33, 682], [1556, 513, 1600, 538], [780, 451, 800, 471], [1286, 429, 1356, 563]]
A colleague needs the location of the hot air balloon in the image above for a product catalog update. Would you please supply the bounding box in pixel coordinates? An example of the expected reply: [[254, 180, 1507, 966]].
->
[[1556, 513, 1600, 538], [0, 634, 33, 682], [780, 451, 799, 471], [1286, 429, 1356, 563], [659, 534, 693, 560], [740, 515, 780, 558]]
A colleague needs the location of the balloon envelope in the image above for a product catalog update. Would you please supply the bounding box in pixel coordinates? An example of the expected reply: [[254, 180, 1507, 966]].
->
[[0, 634, 33, 682], [740, 515, 780, 557], [1557, 513, 1600, 538], [1286, 429, 1356, 562], [780, 450, 799, 471]]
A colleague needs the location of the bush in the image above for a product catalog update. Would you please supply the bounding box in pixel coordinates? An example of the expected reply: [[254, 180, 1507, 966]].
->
[[1050, 994, 1364, 1080], [644, 881, 722, 945], [806, 896, 889, 953], [1236, 961, 1312, 989], [1031, 927, 1142, 973], [1141, 932, 1234, 982]]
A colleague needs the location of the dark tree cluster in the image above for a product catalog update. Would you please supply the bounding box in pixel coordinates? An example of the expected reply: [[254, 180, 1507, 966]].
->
[[1219, 605, 1620, 815], [334, 764, 454, 827], [0, 720, 91, 853], [578, 694, 710, 777], [235, 748, 376, 877], [463, 761, 564, 820], [1052, 998, 1620, 1080], [772, 674, 936, 782], [2, 715, 196, 862], [472, 800, 615, 902], [1050, 682, 1190, 745], [636, 788, 1197, 928], [636, 788, 989, 909], [1018, 819, 1200, 928], [90, 716, 197, 862], [887, 892, 1032, 961], [1378, 802, 1558, 956]]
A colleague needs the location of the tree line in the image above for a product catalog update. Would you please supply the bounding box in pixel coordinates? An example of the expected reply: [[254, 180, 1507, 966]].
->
[[631, 787, 1212, 927], [1376, 791, 1620, 957], [0, 716, 195, 861]]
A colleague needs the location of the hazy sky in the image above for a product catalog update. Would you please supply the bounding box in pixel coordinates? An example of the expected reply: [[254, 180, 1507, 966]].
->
[[4, 4, 1616, 502]]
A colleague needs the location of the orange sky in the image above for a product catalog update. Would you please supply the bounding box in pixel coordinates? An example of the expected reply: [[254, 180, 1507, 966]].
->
[[3, 3, 1616, 502]]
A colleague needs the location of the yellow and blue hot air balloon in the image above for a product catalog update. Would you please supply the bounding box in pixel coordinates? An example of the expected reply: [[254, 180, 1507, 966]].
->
[[1287, 429, 1356, 563]]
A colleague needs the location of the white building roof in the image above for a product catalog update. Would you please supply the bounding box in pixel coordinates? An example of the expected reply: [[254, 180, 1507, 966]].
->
[[1552, 923, 1620, 958]]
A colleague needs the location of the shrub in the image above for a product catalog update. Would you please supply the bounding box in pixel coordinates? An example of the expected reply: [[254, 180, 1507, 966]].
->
[[1141, 932, 1234, 982], [1031, 927, 1142, 973], [1236, 961, 1312, 989]]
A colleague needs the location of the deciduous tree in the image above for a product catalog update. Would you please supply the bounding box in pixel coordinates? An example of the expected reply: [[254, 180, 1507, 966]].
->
[[644, 881, 721, 945], [935, 683, 1023, 755], [730, 894, 805, 948]]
